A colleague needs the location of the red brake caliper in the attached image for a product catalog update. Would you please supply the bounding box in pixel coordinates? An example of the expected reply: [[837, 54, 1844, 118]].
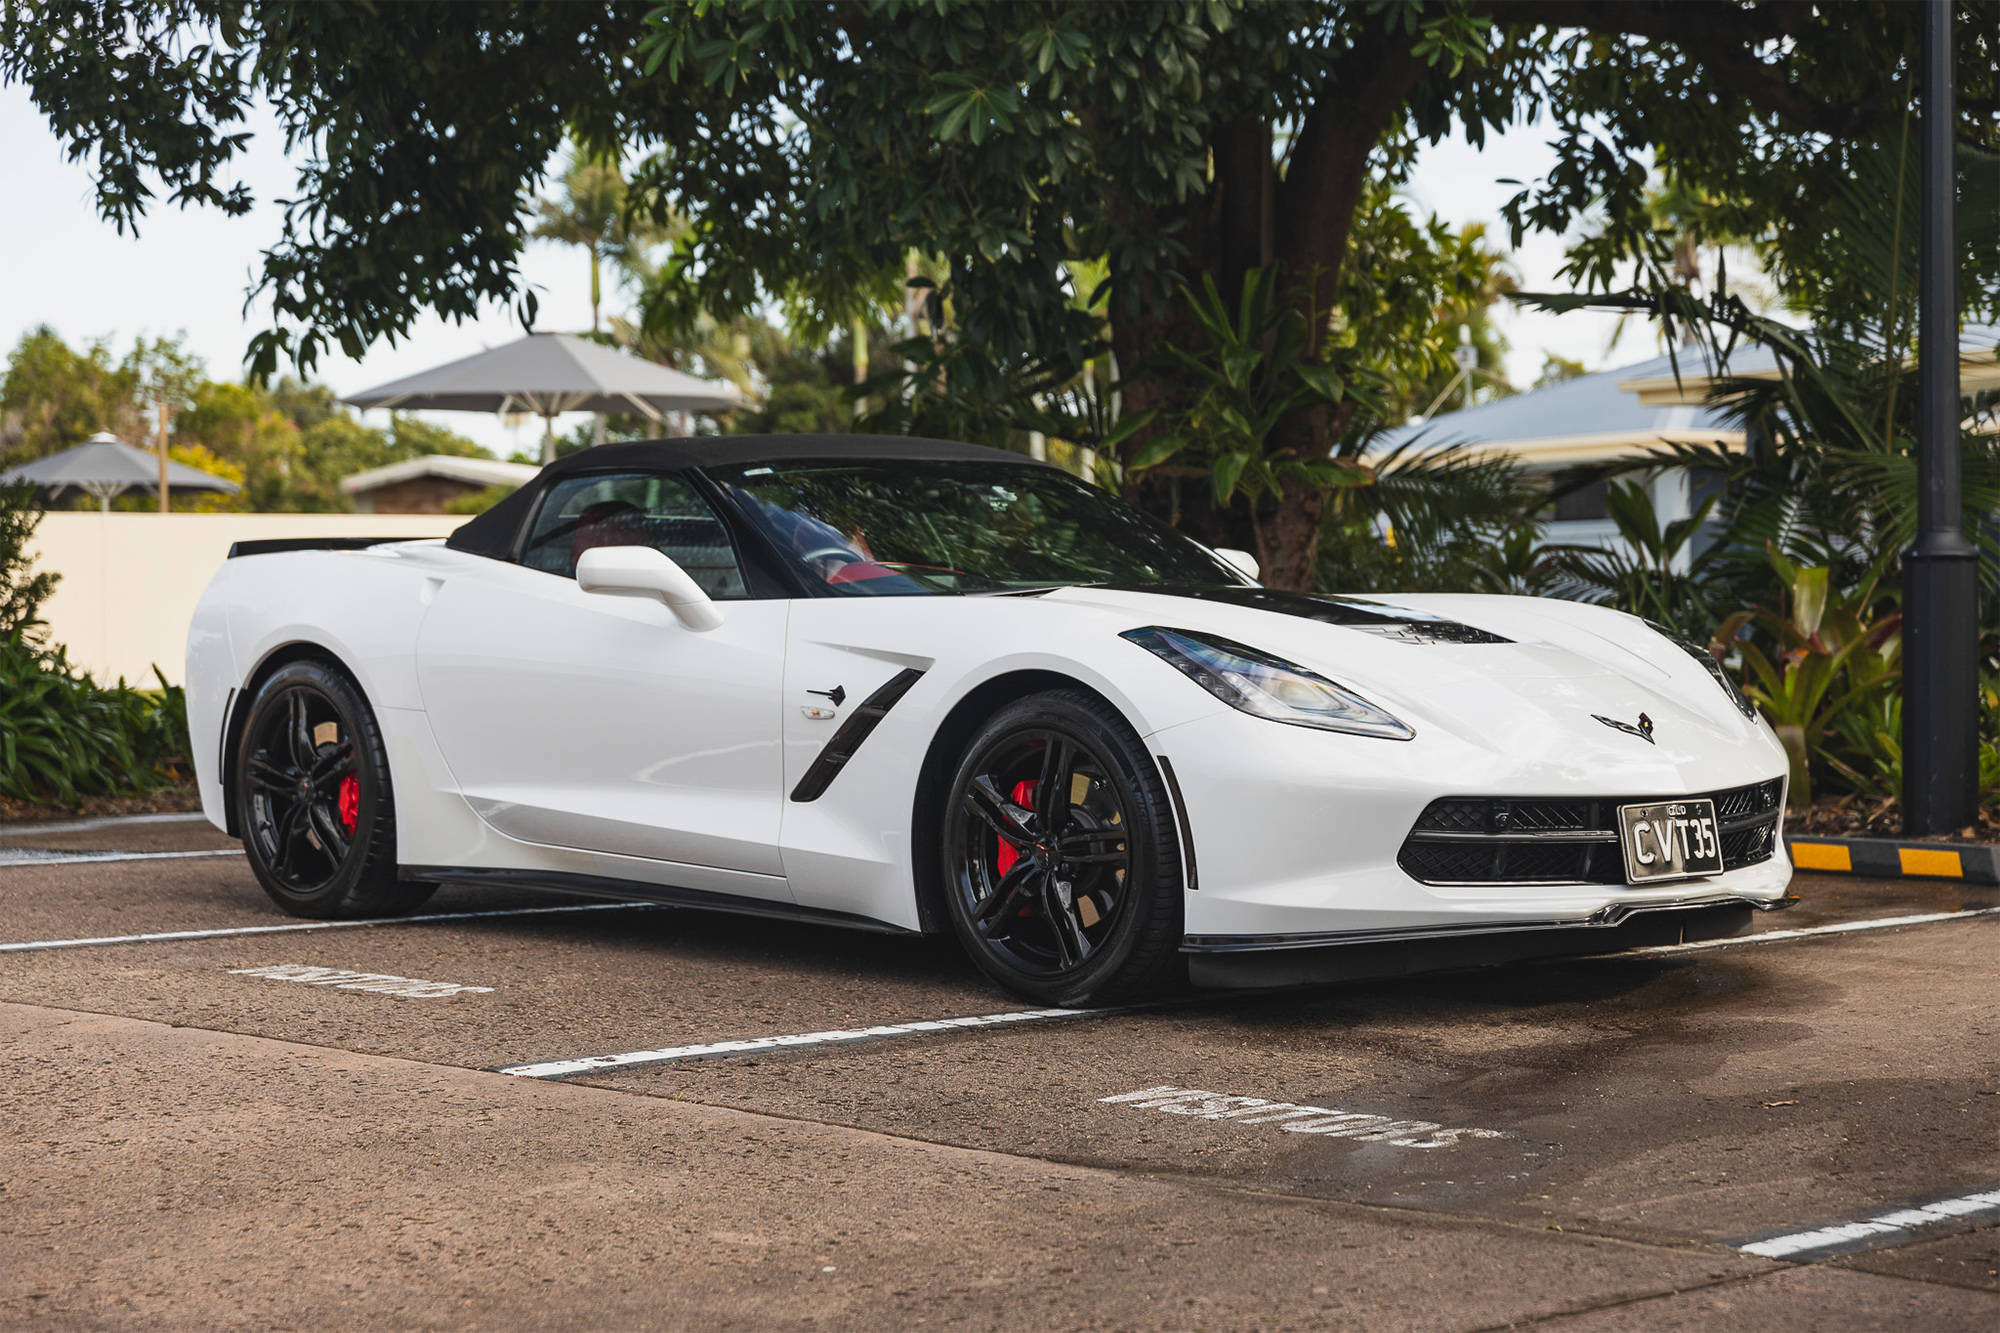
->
[[338, 774, 359, 832], [994, 779, 1037, 876]]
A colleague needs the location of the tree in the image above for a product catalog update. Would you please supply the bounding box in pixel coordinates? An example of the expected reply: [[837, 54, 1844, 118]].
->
[[8, 2, 1996, 586], [0, 326, 140, 464], [532, 142, 679, 334]]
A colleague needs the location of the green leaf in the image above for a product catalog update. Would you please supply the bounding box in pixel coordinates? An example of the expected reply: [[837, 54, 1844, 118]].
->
[[1129, 432, 1184, 470], [1211, 450, 1248, 505]]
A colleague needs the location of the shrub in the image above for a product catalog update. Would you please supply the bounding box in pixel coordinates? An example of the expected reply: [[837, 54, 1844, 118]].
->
[[0, 633, 190, 803], [1, 485, 188, 803]]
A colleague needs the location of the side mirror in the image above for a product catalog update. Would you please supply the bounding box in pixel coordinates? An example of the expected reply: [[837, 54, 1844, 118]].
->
[[1213, 547, 1261, 583], [575, 545, 724, 632]]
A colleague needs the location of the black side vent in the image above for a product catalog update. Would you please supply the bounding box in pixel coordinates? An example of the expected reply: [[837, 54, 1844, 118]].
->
[[789, 669, 926, 802]]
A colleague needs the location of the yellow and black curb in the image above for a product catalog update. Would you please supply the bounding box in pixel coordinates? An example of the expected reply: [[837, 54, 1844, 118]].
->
[[1786, 835, 2000, 884]]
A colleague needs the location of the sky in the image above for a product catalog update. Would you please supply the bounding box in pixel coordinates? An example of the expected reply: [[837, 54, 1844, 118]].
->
[[0, 80, 1648, 456]]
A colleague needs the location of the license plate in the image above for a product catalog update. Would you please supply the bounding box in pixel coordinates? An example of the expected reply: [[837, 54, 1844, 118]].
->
[[1617, 799, 1723, 883]]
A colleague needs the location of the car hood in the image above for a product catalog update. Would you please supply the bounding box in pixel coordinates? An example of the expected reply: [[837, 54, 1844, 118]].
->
[[1040, 584, 1774, 771]]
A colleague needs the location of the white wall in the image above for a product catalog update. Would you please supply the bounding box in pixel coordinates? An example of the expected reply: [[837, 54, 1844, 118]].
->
[[24, 513, 466, 686]]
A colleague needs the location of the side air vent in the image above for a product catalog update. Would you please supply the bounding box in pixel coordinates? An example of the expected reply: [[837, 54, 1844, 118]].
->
[[789, 669, 926, 802]]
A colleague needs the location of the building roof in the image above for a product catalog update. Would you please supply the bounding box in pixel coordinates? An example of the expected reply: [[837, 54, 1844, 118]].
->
[[340, 455, 542, 496], [1373, 348, 1774, 467], [1377, 330, 2000, 467]]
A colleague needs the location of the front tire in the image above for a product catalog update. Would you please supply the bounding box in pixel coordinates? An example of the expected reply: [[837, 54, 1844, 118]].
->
[[234, 659, 434, 919], [941, 690, 1184, 1005]]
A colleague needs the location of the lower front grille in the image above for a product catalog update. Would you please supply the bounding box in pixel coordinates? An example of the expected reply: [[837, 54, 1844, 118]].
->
[[1398, 778, 1783, 886]]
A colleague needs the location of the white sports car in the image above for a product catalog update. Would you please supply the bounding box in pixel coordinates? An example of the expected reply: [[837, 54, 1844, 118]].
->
[[187, 436, 1793, 1003]]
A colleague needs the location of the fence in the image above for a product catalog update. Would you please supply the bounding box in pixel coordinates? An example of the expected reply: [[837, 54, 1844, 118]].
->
[[24, 513, 466, 686]]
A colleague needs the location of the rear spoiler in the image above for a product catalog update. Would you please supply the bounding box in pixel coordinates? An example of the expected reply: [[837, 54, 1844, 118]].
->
[[226, 537, 430, 558]]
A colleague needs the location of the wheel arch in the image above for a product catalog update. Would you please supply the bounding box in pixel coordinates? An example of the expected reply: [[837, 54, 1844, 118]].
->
[[219, 641, 374, 838], [908, 668, 1140, 937]]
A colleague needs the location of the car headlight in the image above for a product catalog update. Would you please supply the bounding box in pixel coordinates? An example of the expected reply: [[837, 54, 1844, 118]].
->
[[1645, 620, 1759, 720], [1121, 627, 1414, 740]]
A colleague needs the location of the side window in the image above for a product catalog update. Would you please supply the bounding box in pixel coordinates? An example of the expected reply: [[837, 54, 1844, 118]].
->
[[520, 472, 748, 599]]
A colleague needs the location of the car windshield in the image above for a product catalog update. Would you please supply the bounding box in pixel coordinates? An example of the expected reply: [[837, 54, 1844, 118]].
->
[[708, 458, 1238, 595]]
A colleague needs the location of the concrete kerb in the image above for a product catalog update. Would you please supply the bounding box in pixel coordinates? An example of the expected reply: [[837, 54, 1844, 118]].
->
[[1785, 834, 2000, 883]]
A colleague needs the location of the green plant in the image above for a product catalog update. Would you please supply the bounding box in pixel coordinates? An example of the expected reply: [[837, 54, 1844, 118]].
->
[[1827, 691, 2000, 811], [0, 634, 189, 804], [443, 485, 516, 516], [1317, 438, 1547, 596], [1724, 550, 1901, 810], [1, 481, 59, 639], [1131, 265, 1375, 577], [1544, 479, 1719, 640]]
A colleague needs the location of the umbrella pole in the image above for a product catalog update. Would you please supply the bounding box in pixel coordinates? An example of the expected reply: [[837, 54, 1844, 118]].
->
[[156, 401, 170, 513], [542, 412, 557, 466]]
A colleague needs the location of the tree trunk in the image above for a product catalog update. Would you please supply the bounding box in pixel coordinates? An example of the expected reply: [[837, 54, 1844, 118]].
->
[[1253, 22, 1427, 589], [1108, 18, 1422, 587]]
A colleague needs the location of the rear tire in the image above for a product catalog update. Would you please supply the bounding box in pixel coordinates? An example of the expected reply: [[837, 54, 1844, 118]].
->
[[941, 689, 1185, 1005], [233, 659, 434, 919]]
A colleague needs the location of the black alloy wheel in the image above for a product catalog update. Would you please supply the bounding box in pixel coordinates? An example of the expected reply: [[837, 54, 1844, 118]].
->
[[942, 690, 1184, 1004], [234, 659, 434, 919]]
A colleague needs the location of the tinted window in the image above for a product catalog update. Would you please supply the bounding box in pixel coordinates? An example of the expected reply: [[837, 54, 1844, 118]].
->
[[1552, 479, 1610, 522], [709, 459, 1236, 595], [520, 471, 747, 599]]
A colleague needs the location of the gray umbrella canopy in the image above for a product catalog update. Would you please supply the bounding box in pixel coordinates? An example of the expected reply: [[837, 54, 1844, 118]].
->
[[343, 332, 747, 420], [1, 432, 242, 511]]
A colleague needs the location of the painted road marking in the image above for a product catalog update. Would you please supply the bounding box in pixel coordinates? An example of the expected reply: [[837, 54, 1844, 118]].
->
[[229, 963, 493, 999], [1789, 842, 1851, 872], [0, 901, 666, 954], [491, 908, 2000, 1078], [494, 1006, 1112, 1079], [0, 848, 244, 867], [1098, 1085, 1508, 1150], [1898, 846, 1963, 878], [1738, 1185, 2000, 1260], [0, 812, 211, 838], [1628, 904, 2000, 955]]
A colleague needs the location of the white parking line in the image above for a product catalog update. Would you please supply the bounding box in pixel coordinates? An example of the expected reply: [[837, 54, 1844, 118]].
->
[[0, 812, 211, 837], [1631, 904, 2000, 955], [1098, 1085, 1508, 1149], [0, 901, 667, 953], [229, 963, 494, 999], [494, 1006, 1112, 1079], [1738, 1185, 2000, 1260], [491, 907, 2000, 1078], [0, 848, 244, 867]]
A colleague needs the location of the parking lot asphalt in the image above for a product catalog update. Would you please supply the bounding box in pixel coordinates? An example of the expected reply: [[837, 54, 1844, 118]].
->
[[2, 816, 1995, 1330]]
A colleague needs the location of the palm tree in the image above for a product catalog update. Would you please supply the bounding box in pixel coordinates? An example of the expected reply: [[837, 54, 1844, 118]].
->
[[532, 145, 674, 333]]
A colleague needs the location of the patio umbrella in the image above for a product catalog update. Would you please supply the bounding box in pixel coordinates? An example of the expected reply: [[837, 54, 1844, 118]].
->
[[0, 432, 242, 512], [341, 332, 751, 464]]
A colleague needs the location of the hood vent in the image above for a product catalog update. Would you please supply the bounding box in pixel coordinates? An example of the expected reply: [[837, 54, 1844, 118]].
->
[[1146, 586, 1512, 645], [1345, 621, 1513, 646]]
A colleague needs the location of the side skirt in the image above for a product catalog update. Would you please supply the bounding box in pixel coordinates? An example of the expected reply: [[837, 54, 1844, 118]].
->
[[399, 865, 920, 937]]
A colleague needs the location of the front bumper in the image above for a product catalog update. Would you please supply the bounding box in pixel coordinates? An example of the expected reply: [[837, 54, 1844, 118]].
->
[[1148, 705, 1795, 944]]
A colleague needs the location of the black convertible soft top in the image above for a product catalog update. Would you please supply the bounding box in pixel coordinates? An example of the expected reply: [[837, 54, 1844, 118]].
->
[[445, 433, 1046, 561]]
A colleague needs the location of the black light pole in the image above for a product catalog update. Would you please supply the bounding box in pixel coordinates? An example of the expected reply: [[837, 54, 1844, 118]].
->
[[1903, 0, 1978, 836]]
